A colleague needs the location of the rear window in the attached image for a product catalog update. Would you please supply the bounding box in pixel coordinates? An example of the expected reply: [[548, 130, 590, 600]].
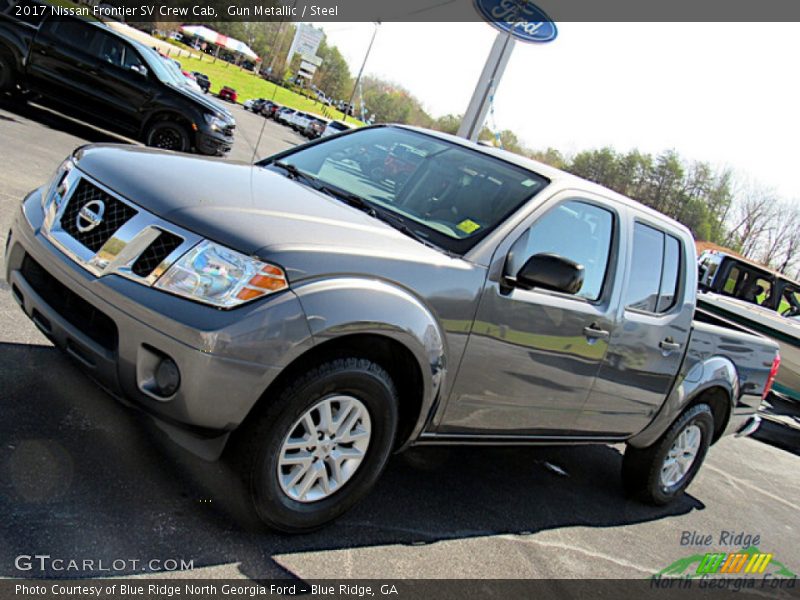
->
[[722, 264, 773, 306], [52, 19, 97, 49]]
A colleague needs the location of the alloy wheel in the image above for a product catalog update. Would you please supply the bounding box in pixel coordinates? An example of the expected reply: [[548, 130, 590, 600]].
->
[[660, 424, 702, 488], [277, 395, 371, 503]]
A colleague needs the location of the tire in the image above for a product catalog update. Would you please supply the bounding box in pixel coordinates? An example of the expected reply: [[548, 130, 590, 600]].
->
[[145, 120, 190, 153], [0, 51, 17, 92], [230, 358, 399, 533], [622, 403, 714, 505]]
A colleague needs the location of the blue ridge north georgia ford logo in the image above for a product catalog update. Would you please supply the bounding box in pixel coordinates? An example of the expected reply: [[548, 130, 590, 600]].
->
[[473, 0, 558, 43]]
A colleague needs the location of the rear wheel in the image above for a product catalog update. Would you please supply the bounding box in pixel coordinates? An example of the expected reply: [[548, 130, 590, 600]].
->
[[145, 120, 190, 152], [622, 403, 714, 505], [230, 358, 398, 532]]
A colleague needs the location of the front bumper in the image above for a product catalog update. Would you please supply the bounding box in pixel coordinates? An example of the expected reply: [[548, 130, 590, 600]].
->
[[5, 189, 313, 447], [195, 125, 233, 156]]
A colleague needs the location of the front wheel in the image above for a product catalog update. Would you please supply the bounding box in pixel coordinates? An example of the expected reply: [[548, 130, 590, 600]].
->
[[622, 403, 714, 505], [145, 120, 190, 152], [231, 358, 398, 532]]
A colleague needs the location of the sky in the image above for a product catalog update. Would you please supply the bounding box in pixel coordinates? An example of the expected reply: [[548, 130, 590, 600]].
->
[[314, 22, 800, 200]]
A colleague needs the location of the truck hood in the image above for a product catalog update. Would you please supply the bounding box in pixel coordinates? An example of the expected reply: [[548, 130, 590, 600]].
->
[[72, 145, 450, 267]]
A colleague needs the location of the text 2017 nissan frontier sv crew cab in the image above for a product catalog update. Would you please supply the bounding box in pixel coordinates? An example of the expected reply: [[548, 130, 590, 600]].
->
[[4, 125, 780, 532]]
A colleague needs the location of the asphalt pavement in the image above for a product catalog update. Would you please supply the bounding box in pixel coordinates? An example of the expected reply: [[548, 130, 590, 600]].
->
[[0, 98, 798, 581]]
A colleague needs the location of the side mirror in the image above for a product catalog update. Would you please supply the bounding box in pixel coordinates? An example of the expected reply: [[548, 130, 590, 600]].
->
[[515, 253, 585, 295], [130, 64, 148, 77]]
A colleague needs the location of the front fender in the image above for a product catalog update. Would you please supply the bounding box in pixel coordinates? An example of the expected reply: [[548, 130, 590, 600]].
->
[[627, 355, 738, 448], [293, 277, 447, 444]]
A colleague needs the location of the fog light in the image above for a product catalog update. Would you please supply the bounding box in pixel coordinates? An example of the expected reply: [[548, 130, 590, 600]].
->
[[154, 357, 180, 397]]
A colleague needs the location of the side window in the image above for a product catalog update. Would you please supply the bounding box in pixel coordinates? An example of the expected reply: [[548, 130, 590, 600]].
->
[[121, 44, 144, 71], [625, 222, 682, 313], [723, 266, 740, 294], [512, 199, 614, 301], [626, 224, 663, 312], [53, 19, 97, 50], [657, 234, 681, 312], [93, 32, 125, 67], [780, 285, 800, 317]]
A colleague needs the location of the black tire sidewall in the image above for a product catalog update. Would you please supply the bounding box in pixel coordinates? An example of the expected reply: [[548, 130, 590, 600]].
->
[[146, 121, 190, 152], [247, 361, 398, 532], [647, 404, 714, 504]]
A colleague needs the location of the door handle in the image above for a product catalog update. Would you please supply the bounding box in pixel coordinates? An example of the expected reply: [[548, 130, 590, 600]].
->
[[583, 323, 610, 340], [659, 338, 682, 353]]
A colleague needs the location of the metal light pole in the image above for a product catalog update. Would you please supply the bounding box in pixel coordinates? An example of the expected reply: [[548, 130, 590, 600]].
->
[[344, 22, 380, 123]]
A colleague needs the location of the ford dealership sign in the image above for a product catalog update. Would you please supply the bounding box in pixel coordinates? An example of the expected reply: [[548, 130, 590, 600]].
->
[[474, 0, 558, 43]]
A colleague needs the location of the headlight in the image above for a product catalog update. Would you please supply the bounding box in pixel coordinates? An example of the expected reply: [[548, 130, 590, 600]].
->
[[42, 158, 74, 211], [203, 113, 229, 131], [154, 241, 288, 308]]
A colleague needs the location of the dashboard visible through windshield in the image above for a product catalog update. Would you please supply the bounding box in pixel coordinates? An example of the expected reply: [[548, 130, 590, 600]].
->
[[264, 126, 549, 254]]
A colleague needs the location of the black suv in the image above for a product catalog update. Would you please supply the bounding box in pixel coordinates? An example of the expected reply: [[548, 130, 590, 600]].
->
[[191, 71, 211, 93], [0, 3, 235, 155]]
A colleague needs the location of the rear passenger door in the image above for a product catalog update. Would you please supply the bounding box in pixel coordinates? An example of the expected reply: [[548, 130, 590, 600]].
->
[[576, 219, 692, 435], [26, 18, 101, 110]]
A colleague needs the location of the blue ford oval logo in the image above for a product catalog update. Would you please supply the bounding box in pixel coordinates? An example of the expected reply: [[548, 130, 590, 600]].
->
[[473, 0, 558, 43]]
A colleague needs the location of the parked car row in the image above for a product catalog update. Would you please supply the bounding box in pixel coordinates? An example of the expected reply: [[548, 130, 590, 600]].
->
[[277, 107, 353, 139], [241, 96, 354, 140]]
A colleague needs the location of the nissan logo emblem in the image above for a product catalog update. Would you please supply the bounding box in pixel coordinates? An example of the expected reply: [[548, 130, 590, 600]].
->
[[76, 200, 105, 233]]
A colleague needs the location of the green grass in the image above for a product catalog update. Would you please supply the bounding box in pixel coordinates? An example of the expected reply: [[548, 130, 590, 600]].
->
[[172, 55, 362, 123]]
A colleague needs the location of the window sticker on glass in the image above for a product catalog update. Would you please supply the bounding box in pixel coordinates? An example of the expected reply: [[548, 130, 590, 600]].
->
[[457, 219, 481, 234]]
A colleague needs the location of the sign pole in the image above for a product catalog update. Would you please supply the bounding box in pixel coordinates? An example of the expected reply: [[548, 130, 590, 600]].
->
[[462, 0, 558, 142], [344, 22, 380, 123], [456, 31, 515, 141]]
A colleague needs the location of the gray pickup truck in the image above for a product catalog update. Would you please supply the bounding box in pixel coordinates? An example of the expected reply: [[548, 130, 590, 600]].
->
[[4, 125, 780, 532]]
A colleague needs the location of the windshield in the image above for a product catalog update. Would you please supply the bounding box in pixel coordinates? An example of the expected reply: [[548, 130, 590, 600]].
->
[[263, 127, 549, 254], [136, 44, 186, 86]]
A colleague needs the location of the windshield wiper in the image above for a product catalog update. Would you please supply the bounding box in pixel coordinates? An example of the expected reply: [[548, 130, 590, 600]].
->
[[274, 161, 317, 185], [274, 162, 377, 216], [317, 184, 378, 217], [271, 162, 449, 254]]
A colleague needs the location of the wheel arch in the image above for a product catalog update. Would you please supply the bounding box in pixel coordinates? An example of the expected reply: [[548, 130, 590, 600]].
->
[[242, 332, 429, 450], [628, 355, 737, 448], [140, 110, 195, 140]]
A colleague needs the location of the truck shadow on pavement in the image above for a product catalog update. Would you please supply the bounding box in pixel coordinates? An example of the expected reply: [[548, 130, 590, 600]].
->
[[0, 98, 133, 146], [0, 342, 708, 580]]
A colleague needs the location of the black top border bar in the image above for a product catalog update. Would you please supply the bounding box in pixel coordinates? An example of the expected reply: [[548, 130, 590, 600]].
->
[[16, 0, 800, 23]]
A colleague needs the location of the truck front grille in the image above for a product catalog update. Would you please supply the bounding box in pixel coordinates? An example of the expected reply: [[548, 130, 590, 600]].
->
[[60, 179, 137, 252], [131, 231, 183, 278]]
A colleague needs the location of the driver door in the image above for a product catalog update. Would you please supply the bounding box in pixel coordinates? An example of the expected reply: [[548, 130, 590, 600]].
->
[[439, 195, 621, 435]]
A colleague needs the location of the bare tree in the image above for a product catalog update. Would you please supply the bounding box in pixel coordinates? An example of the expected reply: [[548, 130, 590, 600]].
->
[[724, 179, 778, 257]]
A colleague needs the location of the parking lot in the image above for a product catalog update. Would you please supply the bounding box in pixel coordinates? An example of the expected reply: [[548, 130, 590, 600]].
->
[[0, 98, 799, 580]]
